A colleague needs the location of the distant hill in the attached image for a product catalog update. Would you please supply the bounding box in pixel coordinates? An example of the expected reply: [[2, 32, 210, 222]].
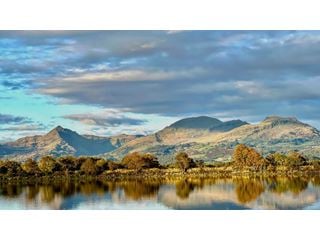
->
[[1, 115, 320, 163], [0, 126, 142, 161], [169, 116, 223, 129], [105, 116, 320, 164]]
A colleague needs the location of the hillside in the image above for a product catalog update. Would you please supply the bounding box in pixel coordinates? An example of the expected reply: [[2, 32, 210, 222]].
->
[[1, 115, 320, 164], [0, 126, 141, 161], [105, 116, 320, 164]]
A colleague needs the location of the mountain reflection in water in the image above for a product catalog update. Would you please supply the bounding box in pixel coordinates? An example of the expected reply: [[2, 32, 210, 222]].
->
[[1, 176, 320, 210]]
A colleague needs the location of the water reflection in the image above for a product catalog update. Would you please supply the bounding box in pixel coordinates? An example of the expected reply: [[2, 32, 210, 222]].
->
[[235, 178, 265, 204], [1, 176, 320, 210], [121, 181, 160, 200]]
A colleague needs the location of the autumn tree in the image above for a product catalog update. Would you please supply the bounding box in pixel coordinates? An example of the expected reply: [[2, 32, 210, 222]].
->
[[122, 152, 160, 171], [266, 151, 307, 168], [287, 151, 308, 168], [80, 158, 97, 175], [95, 159, 108, 174], [73, 157, 88, 171], [195, 160, 205, 170], [107, 161, 122, 171], [232, 144, 266, 170], [0, 160, 7, 174], [38, 156, 59, 174], [175, 152, 196, 172], [266, 153, 288, 166], [21, 158, 40, 175], [56, 156, 78, 171], [0, 160, 23, 176]]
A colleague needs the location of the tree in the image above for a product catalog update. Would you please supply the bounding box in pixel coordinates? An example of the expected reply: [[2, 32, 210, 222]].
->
[[56, 156, 78, 171], [21, 158, 40, 175], [38, 156, 59, 174], [175, 152, 195, 172], [122, 152, 160, 171], [287, 151, 308, 168], [95, 159, 108, 173], [107, 161, 122, 171], [195, 160, 205, 170], [0, 160, 7, 174], [73, 157, 88, 171], [80, 158, 97, 175], [266, 152, 288, 166], [232, 144, 266, 170], [0, 160, 23, 176]]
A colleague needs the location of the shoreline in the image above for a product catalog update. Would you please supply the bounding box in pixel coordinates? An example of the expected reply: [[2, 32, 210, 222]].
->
[[1, 167, 319, 184]]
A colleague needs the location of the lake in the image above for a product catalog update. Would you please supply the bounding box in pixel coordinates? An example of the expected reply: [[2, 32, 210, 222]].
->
[[1, 176, 320, 210]]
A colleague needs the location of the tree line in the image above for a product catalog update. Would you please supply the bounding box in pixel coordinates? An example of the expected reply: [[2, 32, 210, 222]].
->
[[232, 144, 319, 170], [0, 144, 319, 178]]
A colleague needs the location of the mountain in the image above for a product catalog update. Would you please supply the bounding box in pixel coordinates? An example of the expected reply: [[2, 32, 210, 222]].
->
[[0, 126, 142, 161], [1, 116, 320, 163], [104, 116, 320, 164], [168, 116, 248, 132], [103, 117, 247, 156], [169, 116, 223, 129]]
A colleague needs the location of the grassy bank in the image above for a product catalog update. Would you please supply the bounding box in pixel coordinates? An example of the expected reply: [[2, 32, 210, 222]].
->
[[1, 166, 319, 185]]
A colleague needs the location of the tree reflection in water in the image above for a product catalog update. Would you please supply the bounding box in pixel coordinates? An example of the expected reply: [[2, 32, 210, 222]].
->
[[175, 180, 195, 199], [79, 182, 108, 196], [234, 178, 265, 204], [0, 176, 318, 209], [268, 177, 309, 195], [175, 178, 208, 199], [0, 184, 23, 198], [311, 176, 320, 187], [120, 181, 160, 200], [26, 185, 39, 201]]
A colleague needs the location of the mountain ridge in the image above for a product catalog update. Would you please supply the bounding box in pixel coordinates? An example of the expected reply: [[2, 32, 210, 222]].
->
[[1, 115, 320, 163]]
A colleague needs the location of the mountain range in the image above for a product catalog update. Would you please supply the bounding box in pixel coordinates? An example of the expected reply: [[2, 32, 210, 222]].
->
[[1, 116, 320, 163]]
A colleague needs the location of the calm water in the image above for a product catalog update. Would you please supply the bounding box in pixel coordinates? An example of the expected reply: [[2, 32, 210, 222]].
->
[[1, 176, 320, 210]]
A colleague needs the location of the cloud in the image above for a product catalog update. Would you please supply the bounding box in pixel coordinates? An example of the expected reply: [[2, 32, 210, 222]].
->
[[0, 113, 31, 124], [0, 124, 46, 131], [2, 31, 320, 126], [1, 80, 28, 90], [63, 109, 146, 127]]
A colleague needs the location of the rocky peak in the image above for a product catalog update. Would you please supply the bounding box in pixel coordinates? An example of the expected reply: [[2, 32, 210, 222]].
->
[[262, 116, 300, 125], [168, 116, 222, 130], [53, 125, 64, 132]]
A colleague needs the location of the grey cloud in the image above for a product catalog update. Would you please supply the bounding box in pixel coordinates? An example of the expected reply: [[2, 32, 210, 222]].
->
[[0, 124, 46, 131], [2, 31, 320, 127], [63, 113, 146, 127], [1, 80, 28, 90], [0, 113, 31, 124]]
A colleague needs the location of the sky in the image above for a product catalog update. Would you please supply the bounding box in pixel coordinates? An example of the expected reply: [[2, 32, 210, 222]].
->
[[1, 30, 320, 142]]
